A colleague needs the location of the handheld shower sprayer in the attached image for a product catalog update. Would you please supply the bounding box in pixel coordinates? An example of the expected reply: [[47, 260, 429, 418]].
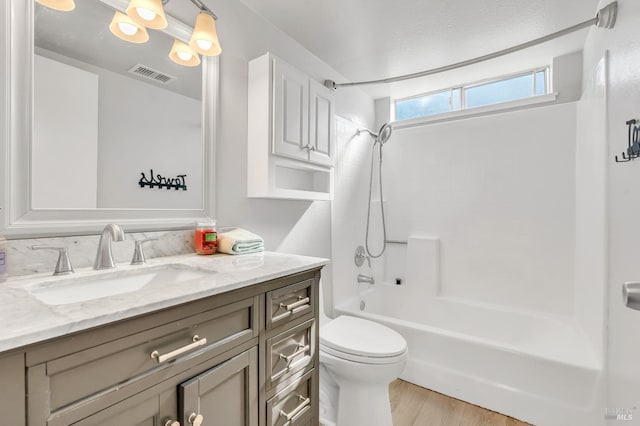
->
[[356, 122, 394, 259]]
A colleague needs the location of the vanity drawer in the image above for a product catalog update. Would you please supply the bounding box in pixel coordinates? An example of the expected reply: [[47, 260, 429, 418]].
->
[[266, 319, 315, 390], [266, 370, 315, 426], [266, 279, 314, 330], [31, 296, 259, 413]]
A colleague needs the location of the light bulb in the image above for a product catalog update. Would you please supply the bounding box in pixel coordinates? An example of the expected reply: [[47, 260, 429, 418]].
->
[[118, 22, 138, 36], [136, 7, 156, 21], [196, 40, 213, 51], [169, 40, 200, 67], [177, 51, 193, 61], [110, 11, 149, 43]]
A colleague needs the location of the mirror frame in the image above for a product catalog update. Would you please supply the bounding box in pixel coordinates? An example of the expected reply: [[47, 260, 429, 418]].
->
[[0, 0, 218, 238]]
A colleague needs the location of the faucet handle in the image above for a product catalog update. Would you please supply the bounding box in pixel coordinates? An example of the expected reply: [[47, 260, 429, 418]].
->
[[31, 246, 74, 276], [354, 245, 371, 268], [131, 238, 158, 265]]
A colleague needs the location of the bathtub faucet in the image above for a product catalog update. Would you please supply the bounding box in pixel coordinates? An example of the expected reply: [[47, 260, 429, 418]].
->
[[357, 274, 375, 285]]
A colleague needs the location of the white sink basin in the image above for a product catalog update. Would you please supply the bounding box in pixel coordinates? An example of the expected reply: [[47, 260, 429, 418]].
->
[[29, 264, 212, 306]]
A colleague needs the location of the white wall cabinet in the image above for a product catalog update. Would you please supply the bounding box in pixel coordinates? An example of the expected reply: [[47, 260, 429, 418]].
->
[[308, 79, 335, 167], [248, 52, 334, 200]]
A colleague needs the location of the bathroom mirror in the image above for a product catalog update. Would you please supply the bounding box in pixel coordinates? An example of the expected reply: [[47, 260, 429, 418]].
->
[[0, 0, 217, 238]]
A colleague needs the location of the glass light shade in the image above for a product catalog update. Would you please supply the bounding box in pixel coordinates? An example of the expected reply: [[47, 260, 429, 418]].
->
[[109, 11, 149, 44], [189, 13, 222, 56], [126, 0, 167, 30], [35, 0, 76, 12], [169, 40, 201, 67]]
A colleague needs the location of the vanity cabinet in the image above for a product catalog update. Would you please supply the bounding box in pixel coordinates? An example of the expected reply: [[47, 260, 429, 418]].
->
[[0, 268, 320, 426], [248, 52, 335, 200]]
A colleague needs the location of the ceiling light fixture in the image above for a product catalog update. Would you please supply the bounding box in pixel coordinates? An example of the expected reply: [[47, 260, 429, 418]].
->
[[189, 12, 221, 56], [169, 40, 201, 67], [126, 0, 168, 30], [109, 11, 150, 43], [35, 0, 76, 12], [33, 0, 221, 67]]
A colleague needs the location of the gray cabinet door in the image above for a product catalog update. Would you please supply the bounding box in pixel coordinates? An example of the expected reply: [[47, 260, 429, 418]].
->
[[72, 387, 177, 426], [180, 347, 258, 426]]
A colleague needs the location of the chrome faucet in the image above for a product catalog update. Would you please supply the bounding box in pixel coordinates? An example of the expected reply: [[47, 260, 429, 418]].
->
[[94, 224, 126, 270], [357, 274, 375, 285]]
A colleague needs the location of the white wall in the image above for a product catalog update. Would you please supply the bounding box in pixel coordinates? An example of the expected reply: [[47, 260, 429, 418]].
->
[[33, 54, 99, 209], [381, 103, 577, 314], [582, 0, 640, 417], [204, 0, 375, 311]]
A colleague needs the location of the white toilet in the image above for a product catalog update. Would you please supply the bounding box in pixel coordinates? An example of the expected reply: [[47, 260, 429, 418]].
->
[[319, 287, 408, 426]]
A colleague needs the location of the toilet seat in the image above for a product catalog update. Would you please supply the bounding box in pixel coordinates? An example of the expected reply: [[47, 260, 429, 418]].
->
[[320, 316, 407, 364]]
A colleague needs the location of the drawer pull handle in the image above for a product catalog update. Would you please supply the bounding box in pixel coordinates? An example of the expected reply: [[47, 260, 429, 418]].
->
[[280, 297, 310, 312], [279, 395, 311, 421], [150, 335, 207, 363], [188, 413, 204, 426], [279, 344, 310, 363]]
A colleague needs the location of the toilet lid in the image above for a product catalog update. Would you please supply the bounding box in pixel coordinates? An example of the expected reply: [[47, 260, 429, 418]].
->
[[320, 316, 407, 358]]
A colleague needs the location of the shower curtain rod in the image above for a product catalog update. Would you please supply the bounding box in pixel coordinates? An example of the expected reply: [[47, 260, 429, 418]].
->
[[324, 1, 618, 91]]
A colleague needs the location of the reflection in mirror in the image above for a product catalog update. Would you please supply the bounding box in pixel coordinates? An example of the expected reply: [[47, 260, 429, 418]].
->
[[33, 0, 203, 210]]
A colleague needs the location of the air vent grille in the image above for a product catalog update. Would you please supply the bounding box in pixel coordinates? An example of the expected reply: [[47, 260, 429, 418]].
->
[[128, 64, 175, 84]]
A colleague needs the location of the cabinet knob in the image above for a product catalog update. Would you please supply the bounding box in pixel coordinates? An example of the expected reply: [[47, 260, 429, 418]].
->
[[188, 413, 204, 426], [163, 419, 180, 426], [304, 144, 316, 152]]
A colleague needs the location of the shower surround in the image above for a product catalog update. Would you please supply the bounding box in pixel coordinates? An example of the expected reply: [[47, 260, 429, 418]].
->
[[331, 100, 606, 425]]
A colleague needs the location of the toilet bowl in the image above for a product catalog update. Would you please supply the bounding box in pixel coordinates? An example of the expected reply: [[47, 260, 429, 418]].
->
[[319, 302, 408, 426]]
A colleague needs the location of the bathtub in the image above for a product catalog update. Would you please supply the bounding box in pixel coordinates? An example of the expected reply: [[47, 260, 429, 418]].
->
[[334, 284, 604, 426]]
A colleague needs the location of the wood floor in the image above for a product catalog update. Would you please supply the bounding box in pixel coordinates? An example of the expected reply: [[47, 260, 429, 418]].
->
[[389, 380, 530, 426]]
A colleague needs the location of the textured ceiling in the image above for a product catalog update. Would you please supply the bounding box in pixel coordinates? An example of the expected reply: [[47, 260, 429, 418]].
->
[[238, 0, 601, 99]]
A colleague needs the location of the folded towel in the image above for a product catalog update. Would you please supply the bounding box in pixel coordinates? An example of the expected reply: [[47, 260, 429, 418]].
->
[[218, 228, 264, 255]]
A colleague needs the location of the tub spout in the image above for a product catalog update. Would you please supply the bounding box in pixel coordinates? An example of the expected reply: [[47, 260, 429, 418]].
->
[[357, 274, 375, 285]]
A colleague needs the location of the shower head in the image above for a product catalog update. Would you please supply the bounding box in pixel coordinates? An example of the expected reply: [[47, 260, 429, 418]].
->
[[356, 122, 393, 145], [377, 123, 393, 144]]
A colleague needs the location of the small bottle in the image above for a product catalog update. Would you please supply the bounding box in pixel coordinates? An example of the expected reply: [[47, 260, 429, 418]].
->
[[0, 235, 7, 282], [195, 220, 217, 255]]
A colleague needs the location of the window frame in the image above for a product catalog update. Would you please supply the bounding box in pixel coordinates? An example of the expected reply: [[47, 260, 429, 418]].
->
[[394, 67, 550, 122]]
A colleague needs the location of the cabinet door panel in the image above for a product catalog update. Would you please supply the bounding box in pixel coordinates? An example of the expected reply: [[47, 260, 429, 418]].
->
[[180, 347, 258, 426], [71, 387, 173, 426], [273, 58, 308, 161], [308, 80, 335, 167]]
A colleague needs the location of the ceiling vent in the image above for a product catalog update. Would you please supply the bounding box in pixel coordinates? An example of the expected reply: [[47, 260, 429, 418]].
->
[[128, 64, 175, 84]]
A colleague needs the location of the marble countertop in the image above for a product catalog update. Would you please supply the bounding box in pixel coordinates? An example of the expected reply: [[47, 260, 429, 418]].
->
[[0, 252, 328, 354]]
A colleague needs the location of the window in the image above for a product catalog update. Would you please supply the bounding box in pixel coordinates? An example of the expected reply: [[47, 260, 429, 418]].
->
[[394, 68, 548, 122]]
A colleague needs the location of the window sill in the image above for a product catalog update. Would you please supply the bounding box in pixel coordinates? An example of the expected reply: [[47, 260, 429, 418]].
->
[[392, 93, 558, 129]]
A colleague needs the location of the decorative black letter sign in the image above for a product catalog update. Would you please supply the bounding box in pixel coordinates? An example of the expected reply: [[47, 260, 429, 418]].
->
[[139, 169, 187, 190]]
